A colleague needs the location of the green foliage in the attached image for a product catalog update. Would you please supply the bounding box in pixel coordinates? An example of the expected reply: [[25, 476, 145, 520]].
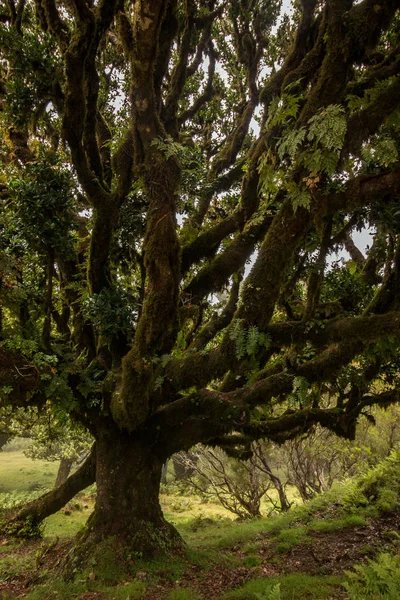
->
[[260, 103, 348, 213], [104, 581, 146, 599], [307, 105, 347, 152], [7, 159, 77, 255], [0, 513, 43, 539], [343, 553, 400, 600], [242, 554, 262, 567], [25, 580, 88, 600], [308, 515, 366, 533], [0, 490, 49, 510], [274, 526, 310, 553], [0, 25, 62, 125], [223, 574, 342, 599], [229, 321, 271, 361], [82, 286, 137, 336], [346, 77, 399, 113], [361, 133, 398, 169], [267, 94, 301, 128], [351, 451, 400, 515], [286, 182, 312, 212], [321, 264, 372, 312]]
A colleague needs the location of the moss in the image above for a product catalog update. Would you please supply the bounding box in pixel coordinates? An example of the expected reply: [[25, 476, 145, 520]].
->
[[0, 513, 43, 539]]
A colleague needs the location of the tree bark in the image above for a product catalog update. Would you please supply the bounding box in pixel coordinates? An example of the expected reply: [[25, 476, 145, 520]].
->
[[0, 434, 11, 451], [269, 473, 291, 513], [73, 431, 184, 560], [55, 457, 74, 487], [1, 445, 96, 536], [161, 459, 169, 485]]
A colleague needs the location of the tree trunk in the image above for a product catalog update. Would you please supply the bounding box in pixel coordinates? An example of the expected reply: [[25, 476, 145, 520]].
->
[[0, 433, 12, 451], [269, 473, 291, 512], [161, 459, 169, 485], [1, 445, 96, 537], [73, 431, 184, 562], [55, 457, 74, 487]]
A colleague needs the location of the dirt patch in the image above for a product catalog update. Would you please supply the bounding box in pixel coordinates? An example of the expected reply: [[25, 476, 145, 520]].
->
[[255, 511, 400, 577]]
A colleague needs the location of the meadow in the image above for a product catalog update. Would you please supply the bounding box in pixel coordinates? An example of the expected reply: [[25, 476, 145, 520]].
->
[[1, 447, 400, 599]]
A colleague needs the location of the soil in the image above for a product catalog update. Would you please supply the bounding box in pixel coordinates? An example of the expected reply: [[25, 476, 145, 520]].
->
[[1, 511, 399, 600]]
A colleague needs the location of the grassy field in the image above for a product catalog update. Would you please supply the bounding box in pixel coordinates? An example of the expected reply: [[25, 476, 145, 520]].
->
[[1, 450, 400, 599], [0, 451, 59, 494]]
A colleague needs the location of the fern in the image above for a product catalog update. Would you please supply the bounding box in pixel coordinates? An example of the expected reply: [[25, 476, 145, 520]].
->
[[229, 320, 247, 360], [277, 126, 307, 161], [257, 156, 284, 197], [246, 326, 261, 357], [286, 181, 312, 212], [255, 584, 281, 600], [267, 93, 301, 128], [307, 104, 347, 151], [361, 134, 398, 168], [343, 553, 400, 600], [230, 322, 271, 360]]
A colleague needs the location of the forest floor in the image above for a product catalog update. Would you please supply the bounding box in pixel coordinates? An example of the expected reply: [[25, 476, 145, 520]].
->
[[1, 451, 400, 599], [1, 509, 400, 599]]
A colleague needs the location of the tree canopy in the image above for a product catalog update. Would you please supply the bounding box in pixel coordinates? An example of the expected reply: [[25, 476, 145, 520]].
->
[[1, 0, 400, 562]]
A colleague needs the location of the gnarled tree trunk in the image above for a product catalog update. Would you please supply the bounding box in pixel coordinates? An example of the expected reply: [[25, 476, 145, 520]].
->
[[74, 431, 183, 559]]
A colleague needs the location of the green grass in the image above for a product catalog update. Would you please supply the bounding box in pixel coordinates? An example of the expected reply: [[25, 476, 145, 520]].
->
[[223, 573, 344, 599], [103, 581, 147, 599], [25, 580, 88, 600], [2, 450, 400, 600], [44, 507, 91, 537], [0, 549, 36, 582], [25, 579, 147, 600], [167, 587, 200, 600], [308, 514, 366, 533], [0, 451, 59, 494]]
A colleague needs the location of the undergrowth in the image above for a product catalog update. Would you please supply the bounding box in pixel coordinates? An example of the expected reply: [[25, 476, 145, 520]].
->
[[343, 552, 400, 599]]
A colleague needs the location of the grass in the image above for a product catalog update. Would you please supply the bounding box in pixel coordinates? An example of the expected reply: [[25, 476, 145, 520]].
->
[[308, 515, 366, 533], [1, 449, 400, 599], [44, 506, 91, 537], [167, 587, 201, 600], [0, 548, 36, 582], [0, 451, 58, 494], [223, 573, 344, 599]]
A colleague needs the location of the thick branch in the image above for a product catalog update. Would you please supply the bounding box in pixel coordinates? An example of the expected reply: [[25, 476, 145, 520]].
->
[[4, 445, 96, 532]]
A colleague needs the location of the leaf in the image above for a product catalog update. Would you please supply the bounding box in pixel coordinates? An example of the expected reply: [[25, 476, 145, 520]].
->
[[346, 261, 358, 276], [286, 181, 312, 212], [267, 93, 301, 128], [276, 126, 307, 161], [307, 104, 347, 151]]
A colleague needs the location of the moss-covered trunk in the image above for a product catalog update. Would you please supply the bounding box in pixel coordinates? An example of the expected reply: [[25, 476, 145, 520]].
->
[[74, 431, 184, 560]]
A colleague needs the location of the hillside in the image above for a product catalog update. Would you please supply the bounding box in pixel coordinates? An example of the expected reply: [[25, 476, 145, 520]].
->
[[1, 451, 400, 599]]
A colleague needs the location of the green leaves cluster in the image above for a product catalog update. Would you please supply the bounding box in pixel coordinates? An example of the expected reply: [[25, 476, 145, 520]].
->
[[8, 159, 76, 255], [82, 286, 137, 336], [229, 320, 271, 361], [260, 102, 348, 212]]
